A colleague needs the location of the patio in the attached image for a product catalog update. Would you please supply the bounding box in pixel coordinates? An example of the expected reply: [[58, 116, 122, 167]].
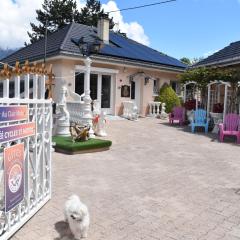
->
[[11, 118, 240, 240]]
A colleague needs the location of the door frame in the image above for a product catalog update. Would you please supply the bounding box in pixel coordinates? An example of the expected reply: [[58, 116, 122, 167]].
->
[[132, 77, 142, 114], [75, 66, 118, 115]]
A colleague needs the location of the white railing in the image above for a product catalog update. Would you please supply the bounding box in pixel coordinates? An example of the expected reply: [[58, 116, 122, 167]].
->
[[65, 89, 85, 125], [122, 101, 138, 120], [0, 62, 52, 239], [148, 101, 161, 117], [67, 101, 85, 124]]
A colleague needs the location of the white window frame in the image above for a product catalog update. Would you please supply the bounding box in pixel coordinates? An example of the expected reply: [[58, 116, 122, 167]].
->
[[75, 66, 117, 115]]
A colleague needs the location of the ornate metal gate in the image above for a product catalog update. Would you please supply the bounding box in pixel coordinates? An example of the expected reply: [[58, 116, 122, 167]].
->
[[0, 62, 52, 239]]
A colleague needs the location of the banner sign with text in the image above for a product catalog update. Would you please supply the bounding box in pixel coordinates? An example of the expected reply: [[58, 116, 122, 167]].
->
[[0, 106, 28, 123], [4, 143, 24, 212], [0, 122, 35, 144]]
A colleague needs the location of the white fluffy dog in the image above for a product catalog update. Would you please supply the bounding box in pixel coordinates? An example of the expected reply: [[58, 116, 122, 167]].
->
[[64, 195, 90, 239]]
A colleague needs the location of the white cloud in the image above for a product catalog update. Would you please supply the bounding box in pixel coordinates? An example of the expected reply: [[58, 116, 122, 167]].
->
[[0, 0, 43, 49], [102, 1, 150, 46], [0, 0, 85, 49], [0, 0, 150, 49], [203, 49, 219, 58]]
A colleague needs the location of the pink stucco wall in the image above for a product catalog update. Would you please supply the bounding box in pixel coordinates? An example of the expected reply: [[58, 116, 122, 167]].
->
[[47, 58, 181, 116]]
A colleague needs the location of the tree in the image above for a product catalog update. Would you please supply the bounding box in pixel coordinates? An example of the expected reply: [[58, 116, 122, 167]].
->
[[78, 0, 114, 29], [28, 0, 79, 43], [155, 84, 181, 113], [27, 0, 115, 44], [180, 57, 191, 65], [180, 57, 204, 66]]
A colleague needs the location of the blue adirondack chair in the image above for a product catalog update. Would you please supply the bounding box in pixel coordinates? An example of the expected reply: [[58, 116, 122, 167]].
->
[[191, 109, 208, 133]]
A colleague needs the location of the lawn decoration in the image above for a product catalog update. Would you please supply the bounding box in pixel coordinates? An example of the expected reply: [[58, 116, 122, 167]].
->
[[55, 86, 71, 136], [93, 111, 107, 137], [122, 101, 138, 120], [70, 123, 90, 142], [160, 103, 168, 119], [93, 100, 101, 115]]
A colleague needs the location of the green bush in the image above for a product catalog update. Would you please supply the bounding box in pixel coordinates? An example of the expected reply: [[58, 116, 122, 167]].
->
[[155, 84, 181, 113]]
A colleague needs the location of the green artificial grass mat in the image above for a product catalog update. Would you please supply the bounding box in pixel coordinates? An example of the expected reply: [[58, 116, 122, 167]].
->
[[52, 136, 112, 153]]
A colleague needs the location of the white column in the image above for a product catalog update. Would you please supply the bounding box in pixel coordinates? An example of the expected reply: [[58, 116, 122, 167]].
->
[[83, 57, 95, 138], [207, 84, 210, 117], [195, 87, 198, 110], [14, 75, 20, 98], [156, 102, 161, 115], [223, 84, 228, 121], [217, 84, 221, 103], [183, 84, 187, 103]]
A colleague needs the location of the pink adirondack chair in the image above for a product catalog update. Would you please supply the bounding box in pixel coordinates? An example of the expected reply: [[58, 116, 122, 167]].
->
[[219, 113, 240, 143], [169, 107, 185, 125]]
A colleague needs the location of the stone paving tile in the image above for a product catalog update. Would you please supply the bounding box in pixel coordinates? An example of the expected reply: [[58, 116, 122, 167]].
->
[[9, 118, 240, 240]]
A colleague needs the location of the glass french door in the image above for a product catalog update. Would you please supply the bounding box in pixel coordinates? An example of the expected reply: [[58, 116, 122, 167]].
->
[[75, 72, 112, 114], [101, 75, 111, 111]]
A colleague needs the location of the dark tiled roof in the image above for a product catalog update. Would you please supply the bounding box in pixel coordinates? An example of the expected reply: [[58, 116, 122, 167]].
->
[[195, 41, 240, 67], [2, 22, 186, 69]]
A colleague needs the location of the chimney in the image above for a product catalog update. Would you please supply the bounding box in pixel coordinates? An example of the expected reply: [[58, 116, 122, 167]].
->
[[97, 14, 110, 44]]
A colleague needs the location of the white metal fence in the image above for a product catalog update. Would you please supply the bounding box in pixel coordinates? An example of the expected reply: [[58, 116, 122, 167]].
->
[[0, 63, 52, 239]]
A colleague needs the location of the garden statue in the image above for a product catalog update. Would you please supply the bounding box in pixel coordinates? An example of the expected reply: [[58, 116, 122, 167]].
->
[[93, 111, 107, 137], [55, 86, 71, 136], [122, 101, 138, 120], [93, 100, 101, 116], [160, 103, 168, 119], [131, 105, 139, 121], [70, 123, 90, 142], [186, 110, 194, 123]]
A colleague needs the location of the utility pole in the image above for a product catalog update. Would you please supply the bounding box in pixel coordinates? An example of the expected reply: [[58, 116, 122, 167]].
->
[[44, 19, 48, 64]]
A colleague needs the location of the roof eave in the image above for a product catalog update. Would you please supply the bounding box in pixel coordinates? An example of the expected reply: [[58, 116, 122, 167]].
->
[[195, 55, 240, 68], [58, 50, 186, 73]]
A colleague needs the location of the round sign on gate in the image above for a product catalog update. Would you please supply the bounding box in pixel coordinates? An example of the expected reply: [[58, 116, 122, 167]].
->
[[4, 143, 24, 212], [8, 164, 22, 193]]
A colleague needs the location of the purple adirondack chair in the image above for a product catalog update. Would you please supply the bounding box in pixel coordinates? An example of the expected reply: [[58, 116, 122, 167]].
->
[[169, 107, 185, 125], [219, 113, 240, 143]]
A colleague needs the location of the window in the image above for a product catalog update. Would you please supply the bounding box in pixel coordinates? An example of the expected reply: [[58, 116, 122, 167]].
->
[[170, 80, 181, 96], [153, 79, 160, 95], [75, 73, 98, 100], [75, 72, 85, 95], [131, 81, 135, 99], [90, 74, 98, 100]]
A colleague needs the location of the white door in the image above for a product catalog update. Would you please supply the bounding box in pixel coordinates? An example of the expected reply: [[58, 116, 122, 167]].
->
[[75, 73, 113, 114], [100, 74, 113, 115], [131, 78, 142, 113]]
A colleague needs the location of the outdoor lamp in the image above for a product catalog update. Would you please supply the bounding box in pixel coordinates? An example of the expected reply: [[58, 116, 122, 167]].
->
[[71, 37, 102, 57], [144, 77, 150, 85]]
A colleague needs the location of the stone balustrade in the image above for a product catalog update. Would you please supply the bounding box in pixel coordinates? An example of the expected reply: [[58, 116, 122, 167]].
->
[[122, 101, 138, 120], [148, 101, 161, 117]]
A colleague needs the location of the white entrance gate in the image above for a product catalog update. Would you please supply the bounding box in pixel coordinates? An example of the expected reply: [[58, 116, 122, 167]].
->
[[0, 62, 52, 239]]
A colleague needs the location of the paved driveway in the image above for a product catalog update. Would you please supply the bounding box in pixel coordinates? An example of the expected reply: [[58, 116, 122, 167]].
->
[[11, 118, 240, 240]]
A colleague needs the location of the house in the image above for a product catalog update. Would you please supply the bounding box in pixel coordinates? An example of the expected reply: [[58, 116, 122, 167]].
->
[[195, 40, 240, 68], [194, 40, 240, 115], [1, 17, 186, 116]]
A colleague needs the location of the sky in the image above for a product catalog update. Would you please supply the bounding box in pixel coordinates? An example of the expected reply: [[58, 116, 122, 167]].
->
[[1, 0, 240, 60]]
